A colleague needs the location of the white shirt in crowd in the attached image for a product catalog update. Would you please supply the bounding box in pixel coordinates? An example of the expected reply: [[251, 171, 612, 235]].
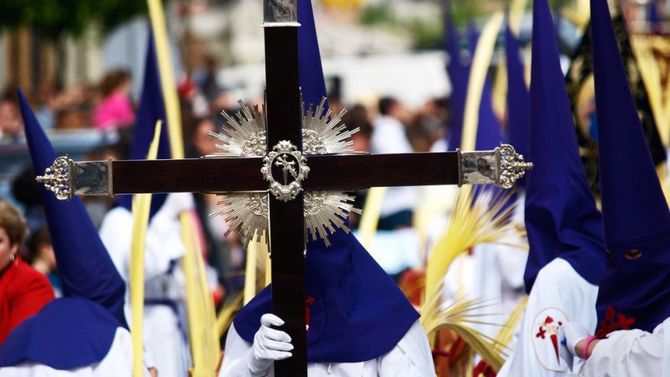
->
[[371, 115, 417, 217]]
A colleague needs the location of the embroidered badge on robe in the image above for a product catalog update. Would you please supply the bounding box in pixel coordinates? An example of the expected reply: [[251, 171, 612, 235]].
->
[[531, 308, 569, 371]]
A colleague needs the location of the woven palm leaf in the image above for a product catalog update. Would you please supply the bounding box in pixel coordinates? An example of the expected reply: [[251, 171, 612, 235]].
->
[[422, 291, 506, 371], [217, 293, 244, 338], [494, 295, 528, 355], [421, 186, 526, 372], [423, 186, 520, 308], [659, 167, 670, 207]]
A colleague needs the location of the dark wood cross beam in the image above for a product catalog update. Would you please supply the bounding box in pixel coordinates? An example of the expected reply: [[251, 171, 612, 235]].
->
[[36, 1, 531, 375]]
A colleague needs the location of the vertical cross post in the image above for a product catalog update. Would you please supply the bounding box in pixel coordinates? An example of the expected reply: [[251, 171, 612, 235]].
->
[[263, 1, 307, 375]]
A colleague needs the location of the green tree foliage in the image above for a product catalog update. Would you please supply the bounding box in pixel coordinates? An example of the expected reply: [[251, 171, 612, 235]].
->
[[409, 18, 443, 50], [360, 3, 396, 26], [0, 0, 149, 38]]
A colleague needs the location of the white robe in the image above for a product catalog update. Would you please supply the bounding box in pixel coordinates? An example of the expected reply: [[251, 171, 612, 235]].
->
[[432, 193, 528, 340], [469, 241, 528, 339], [218, 320, 436, 377], [498, 258, 599, 377], [576, 317, 670, 377], [98, 200, 188, 377], [436, 242, 527, 340], [0, 328, 149, 377], [470, 195, 528, 338]]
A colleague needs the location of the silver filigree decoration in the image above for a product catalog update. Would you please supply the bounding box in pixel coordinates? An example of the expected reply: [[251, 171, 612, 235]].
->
[[304, 192, 362, 246], [497, 144, 533, 189], [459, 144, 532, 188], [211, 192, 268, 242], [263, 0, 297, 24], [209, 102, 266, 156], [302, 98, 359, 154], [36, 156, 73, 200], [262, 140, 310, 202], [208, 98, 360, 245]]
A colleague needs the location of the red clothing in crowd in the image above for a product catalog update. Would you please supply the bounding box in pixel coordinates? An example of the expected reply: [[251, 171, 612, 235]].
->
[[0, 257, 55, 343]]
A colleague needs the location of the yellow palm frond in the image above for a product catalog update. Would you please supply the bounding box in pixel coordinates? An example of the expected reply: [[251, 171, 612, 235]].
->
[[217, 293, 244, 338], [243, 241, 259, 305], [658, 164, 670, 207], [461, 12, 504, 151], [130, 122, 162, 377], [181, 213, 221, 377], [357, 187, 387, 250], [422, 292, 506, 371], [423, 186, 519, 308], [494, 295, 528, 354], [421, 187, 523, 371], [243, 239, 270, 305]]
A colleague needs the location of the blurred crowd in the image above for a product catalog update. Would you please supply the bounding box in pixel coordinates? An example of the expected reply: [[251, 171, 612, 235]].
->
[[0, 64, 453, 307]]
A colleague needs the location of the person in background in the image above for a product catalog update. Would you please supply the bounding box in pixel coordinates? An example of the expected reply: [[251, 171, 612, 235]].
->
[[93, 69, 135, 131], [11, 166, 45, 232], [0, 91, 154, 376], [559, 0, 670, 375], [32, 82, 60, 130], [95, 31, 193, 375], [53, 84, 94, 130], [345, 103, 373, 154], [25, 226, 61, 297], [407, 98, 446, 153], [366, 96, 422, 280], [99, 192, 191, 377], [370, 96, 417, 230], [219, 229, 436, 377], [342, 104, 373, 229], [563, 319, 668, 377], [0, 198, 55, 344], [498, 0, 608, 375], [371, 97, 412, 154], [0, 89, 22, 142], [193, 54, 221, 102], [408, 113, 441, 152], [209, 90, 238, 117], [187, 116, 245, 298], [189, 116, 218, 158]]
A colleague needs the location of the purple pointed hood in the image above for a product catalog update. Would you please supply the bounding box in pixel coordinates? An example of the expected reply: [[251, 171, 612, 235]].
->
[[444, 5, 469, 150], [523, 0, 607, 292], [591, 0, 670, 333], [0, 93, 127, 370], [18, 91, 127, 326]]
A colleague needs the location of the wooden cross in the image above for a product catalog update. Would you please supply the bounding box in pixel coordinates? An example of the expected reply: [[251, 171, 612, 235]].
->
[[36, 1, 531, 375]]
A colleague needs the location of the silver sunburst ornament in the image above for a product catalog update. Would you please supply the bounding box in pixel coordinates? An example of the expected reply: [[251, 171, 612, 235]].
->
[[209, 100, 266, 156], [302, 98, 358, 154], [208, 98, 361, 246]]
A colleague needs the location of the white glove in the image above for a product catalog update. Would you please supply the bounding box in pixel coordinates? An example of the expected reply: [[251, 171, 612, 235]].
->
[[248, 314, 293, 376], [563, 322, 591, 357]]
